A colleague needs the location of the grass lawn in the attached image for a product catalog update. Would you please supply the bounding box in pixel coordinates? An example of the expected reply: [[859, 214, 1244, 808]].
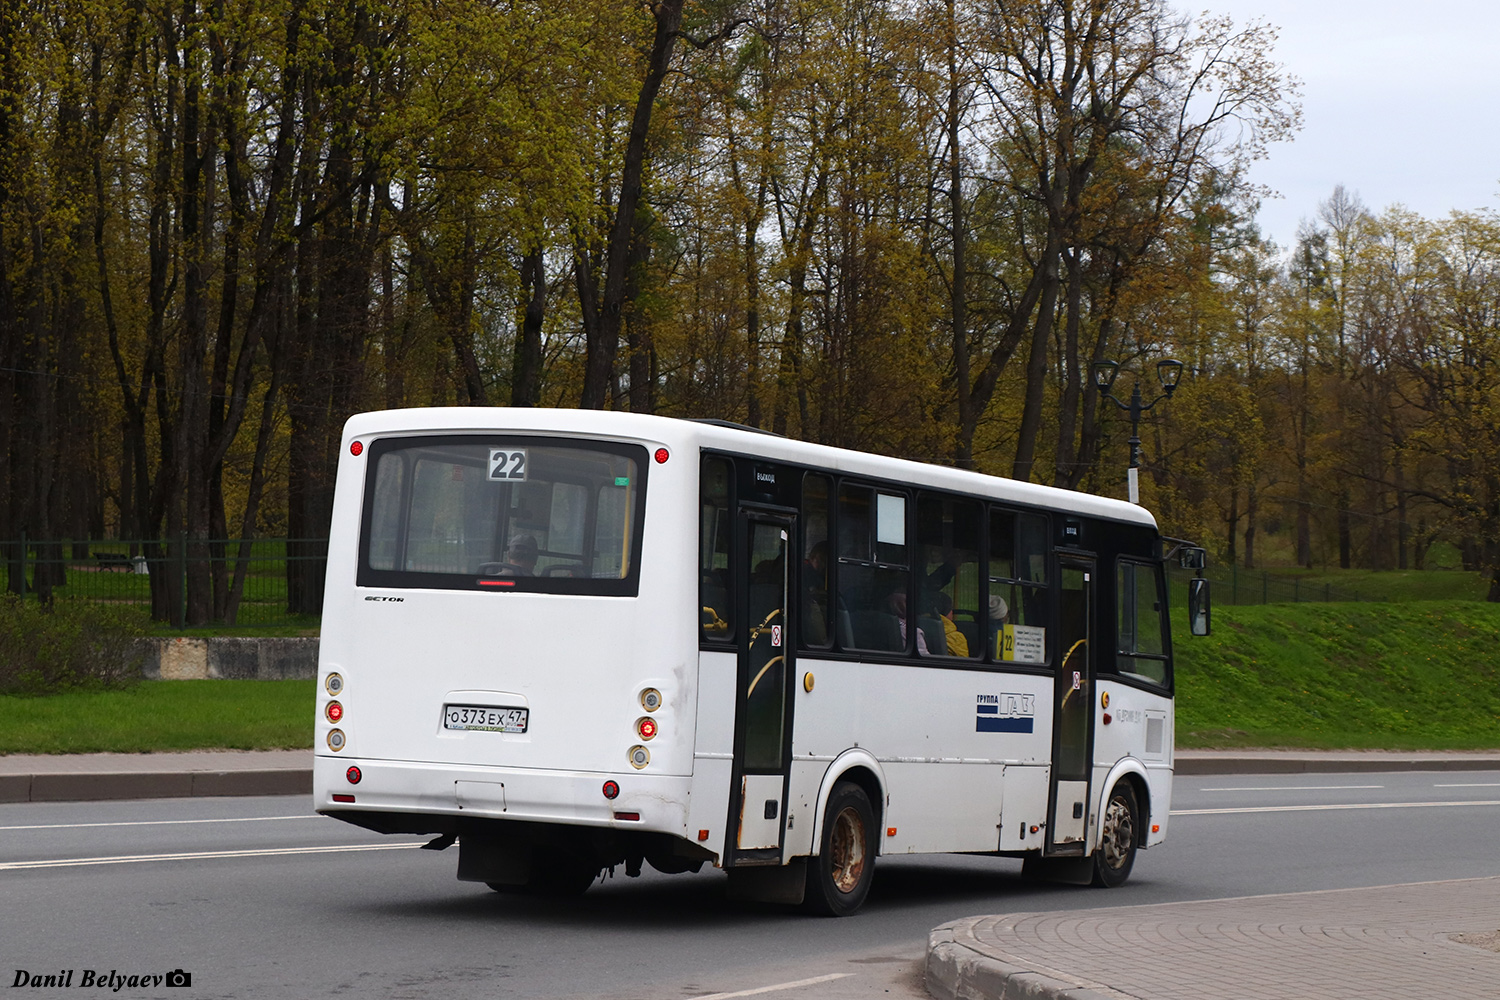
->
[[0, 680, 315, 754], [3, 601, 1499, 755], [1175, 601, 1500, 749]]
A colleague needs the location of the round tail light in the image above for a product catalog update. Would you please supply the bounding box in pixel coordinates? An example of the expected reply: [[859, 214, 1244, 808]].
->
[[346, 766, 362, 784]]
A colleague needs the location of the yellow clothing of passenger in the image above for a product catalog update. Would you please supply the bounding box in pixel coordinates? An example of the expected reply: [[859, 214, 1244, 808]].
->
[[941, 615, 968, 657]]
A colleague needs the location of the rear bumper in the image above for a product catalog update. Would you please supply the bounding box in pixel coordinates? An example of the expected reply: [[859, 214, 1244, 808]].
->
[[313, 754, 692, 836]]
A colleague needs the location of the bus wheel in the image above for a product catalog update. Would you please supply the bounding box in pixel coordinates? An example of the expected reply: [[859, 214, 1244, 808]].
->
[[804, 782, 875, 916], [1091, 783, 1138, 888]]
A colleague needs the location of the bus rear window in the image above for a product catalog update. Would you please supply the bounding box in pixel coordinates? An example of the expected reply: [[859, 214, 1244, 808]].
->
[[357, 436, 647, 595]]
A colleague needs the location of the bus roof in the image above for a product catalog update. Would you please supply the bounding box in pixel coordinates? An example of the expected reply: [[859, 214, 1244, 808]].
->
[[343, 407, 1158, 531]]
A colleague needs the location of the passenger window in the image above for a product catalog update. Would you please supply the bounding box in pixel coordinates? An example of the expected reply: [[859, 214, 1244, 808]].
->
[[1117, 561, 1169, 685], [988, 509, 1050, 664], [801, 475, 833, 649], [916, 493, 980, 658], [839, 483, 913, 653], [700, 458, 734, 642]]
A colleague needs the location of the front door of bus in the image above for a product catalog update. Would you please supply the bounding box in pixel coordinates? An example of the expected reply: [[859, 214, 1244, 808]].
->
[[730, 514, 794, 863], [1049, 559, 1093, 852]]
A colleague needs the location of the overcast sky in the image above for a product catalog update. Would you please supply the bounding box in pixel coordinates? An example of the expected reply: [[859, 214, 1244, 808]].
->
[[1201, 0, 1500, 251]]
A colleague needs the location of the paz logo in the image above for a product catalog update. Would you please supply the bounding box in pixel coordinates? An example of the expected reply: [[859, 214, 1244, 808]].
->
[[976, 692, 1035, 733]]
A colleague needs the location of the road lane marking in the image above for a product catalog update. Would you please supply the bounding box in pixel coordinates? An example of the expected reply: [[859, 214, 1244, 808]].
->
[[1197, 785, 1385, 792], [0, 842, 423, 871], [1435, 783, 1500, 787], [0, 815, 316, 832], [1174, 799, 1500, 816], [690, 974, 855, 1000]]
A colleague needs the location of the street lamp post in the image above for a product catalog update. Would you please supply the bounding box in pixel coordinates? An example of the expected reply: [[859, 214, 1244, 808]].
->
[[1092, 358, 1184, 505]]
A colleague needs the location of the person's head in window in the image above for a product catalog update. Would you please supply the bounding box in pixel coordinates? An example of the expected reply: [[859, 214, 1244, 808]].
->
[[506, 534, 539, 575], [805, 541, 830, 585], [988, 594, 1009, 625]]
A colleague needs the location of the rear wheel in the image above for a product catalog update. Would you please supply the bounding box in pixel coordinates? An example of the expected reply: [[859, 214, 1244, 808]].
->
[[804, 782, 875, 916], [1091, 783, 1139, 888]]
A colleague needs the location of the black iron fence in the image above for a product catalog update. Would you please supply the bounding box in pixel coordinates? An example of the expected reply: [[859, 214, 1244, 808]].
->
[[1168, 564, 1372, 609], [1, 535, 327, 629], [5, 536, 1375, 631]]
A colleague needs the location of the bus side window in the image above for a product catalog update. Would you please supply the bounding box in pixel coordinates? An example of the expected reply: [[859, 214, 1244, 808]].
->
[[840, 484, 912, 653], [988, 509, 1050, 664], [801, 474, 833, 649], [700, 458, 733, 641], [916, 493, 980, 658], [1116, 560, 1169, 685]]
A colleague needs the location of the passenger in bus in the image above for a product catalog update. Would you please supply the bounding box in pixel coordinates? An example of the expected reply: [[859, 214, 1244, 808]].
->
[[505, 534, 539, 575], [883, 587, 929, 655], [802, 541, 832, 645], [988, 594, 1009, 658], [931, 591, 968, 657]]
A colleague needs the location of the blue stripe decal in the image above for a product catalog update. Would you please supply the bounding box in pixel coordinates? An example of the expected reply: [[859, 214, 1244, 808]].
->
[[977, 716, 1034, 733], [976, 704, 998, 714]]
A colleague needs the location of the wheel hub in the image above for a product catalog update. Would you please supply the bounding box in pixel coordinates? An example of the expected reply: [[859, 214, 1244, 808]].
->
[[828, 805, 867, 892]]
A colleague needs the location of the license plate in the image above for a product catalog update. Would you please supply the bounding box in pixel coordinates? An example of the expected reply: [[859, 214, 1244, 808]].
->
[[443, 704, 529, 733]]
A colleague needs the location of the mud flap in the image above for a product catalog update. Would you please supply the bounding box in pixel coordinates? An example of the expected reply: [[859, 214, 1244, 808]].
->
[[456, 834, 532, 886], [725, 860, 807, 905], [1021, 854, 1094, 886]]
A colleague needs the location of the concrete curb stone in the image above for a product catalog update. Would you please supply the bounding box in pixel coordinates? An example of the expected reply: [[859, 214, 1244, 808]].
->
[[6, 769, 312, 803], [927, 925, 1128, 1000]]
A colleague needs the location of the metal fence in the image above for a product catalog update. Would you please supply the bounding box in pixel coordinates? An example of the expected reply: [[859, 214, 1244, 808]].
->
[[1, 535, 327, 629], [1168, 564, 1372, 609]]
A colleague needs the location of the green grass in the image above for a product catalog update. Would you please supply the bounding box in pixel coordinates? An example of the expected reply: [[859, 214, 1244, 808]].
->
[[5, 601, 1500, 755], [1176, 601, 1500, 749], [0, 680, 315, 754]]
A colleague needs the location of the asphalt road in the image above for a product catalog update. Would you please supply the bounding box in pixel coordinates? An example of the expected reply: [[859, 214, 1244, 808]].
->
[[3, 771, 1498, 1000]]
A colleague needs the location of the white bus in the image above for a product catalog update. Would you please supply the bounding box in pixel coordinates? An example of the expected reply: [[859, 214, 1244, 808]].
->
[[314, 408, 1205, 915]]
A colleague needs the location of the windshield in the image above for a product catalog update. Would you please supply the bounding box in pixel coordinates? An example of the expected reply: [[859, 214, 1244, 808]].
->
[[357, 436, 647, 595]]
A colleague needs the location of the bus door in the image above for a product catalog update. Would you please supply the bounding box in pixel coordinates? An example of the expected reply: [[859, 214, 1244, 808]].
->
[[1048, 558, 1094, 852], [728, 512, 796, 864]]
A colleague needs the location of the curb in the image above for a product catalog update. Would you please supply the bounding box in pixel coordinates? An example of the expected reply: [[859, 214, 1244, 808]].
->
[[1174, 754, 1500, 775], [3, 753, 1497, 805], [0, 769, 312, 804], [926, 924, 1123, 1000]]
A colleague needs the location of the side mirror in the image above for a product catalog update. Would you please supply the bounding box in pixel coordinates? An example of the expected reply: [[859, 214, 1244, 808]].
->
[[1179, 546, 1207, 570], [1188, 578, 1211, 636]]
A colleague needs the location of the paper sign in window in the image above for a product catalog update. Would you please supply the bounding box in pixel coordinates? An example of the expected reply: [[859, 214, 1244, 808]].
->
[[876, 494, 905, 545]]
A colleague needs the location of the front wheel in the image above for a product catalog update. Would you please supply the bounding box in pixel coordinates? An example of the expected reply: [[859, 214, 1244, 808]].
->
[[804, 782, 876, 916], [1091, 783, 1139, 888]]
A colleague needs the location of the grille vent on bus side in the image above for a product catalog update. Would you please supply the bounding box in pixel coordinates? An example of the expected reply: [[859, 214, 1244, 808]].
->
[[1145, 716, 1165, 756]]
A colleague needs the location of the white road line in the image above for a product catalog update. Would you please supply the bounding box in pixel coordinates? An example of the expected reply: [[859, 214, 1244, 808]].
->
[[1174, 799, 1500, 816], [1197, 785, 1385, 792], [690, 974, 855, 1000], [1435, 782, 1500, 787], [0, 815, 316, 832], [0, 842, 423, 871]]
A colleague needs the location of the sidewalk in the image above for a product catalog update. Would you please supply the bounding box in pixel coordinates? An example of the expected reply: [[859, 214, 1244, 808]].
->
[[0, 749, 311, 802], [3, 748, 1498, 804], [926, 876, 1500, 1000]]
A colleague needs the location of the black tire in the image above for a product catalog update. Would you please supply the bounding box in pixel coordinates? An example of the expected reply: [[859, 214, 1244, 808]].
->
[[1091, 783, 1139, 888], [804, 782, 876, 916]]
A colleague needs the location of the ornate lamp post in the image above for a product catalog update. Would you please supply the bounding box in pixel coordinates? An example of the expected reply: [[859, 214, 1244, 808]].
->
[[1092, 358, 1184, 505]]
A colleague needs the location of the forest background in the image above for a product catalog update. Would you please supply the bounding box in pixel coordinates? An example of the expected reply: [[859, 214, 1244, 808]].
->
[[2, 0, 1498, 625]]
